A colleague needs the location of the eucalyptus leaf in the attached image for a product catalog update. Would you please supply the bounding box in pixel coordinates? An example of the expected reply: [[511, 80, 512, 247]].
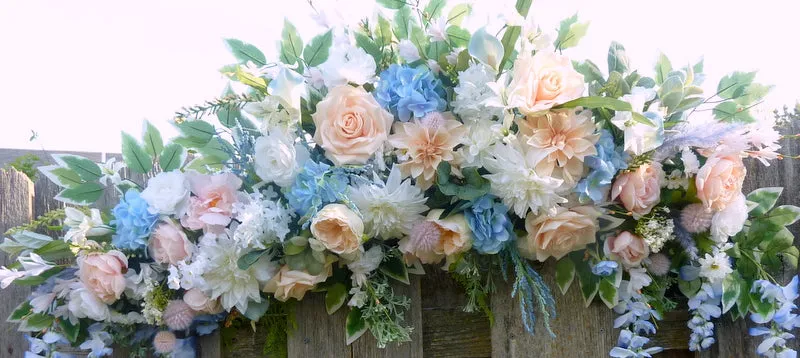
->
[[243, 299, 270, 321], [607, 41, 629, 74], [237, 249, 268, 270]]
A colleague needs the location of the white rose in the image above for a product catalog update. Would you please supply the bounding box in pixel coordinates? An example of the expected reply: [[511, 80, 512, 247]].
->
[[710, 193, 747, 242], [319, 45, 376, 87], [254, 128, 310, 187], [141, 171, 190, 216], [398, 40, 420, 63], [68, 284, 110, 321]]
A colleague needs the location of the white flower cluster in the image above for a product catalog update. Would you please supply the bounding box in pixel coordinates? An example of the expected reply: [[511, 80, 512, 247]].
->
[[349, 166, 429, 239], [451, 63, 503, 123], [233, 190, 294, 249], [635, 209, 675, 253]]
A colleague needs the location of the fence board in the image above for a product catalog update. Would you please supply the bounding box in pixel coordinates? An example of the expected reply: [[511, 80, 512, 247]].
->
[[0, 169, 35, 358]]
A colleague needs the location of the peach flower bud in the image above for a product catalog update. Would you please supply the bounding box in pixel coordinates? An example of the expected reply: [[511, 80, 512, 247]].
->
[[604, 231, 649, 267], [611, 162, 663, 216], [149, 221, 193, 266]]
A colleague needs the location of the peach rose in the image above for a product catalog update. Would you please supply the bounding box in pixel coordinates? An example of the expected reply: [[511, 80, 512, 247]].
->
[[149, 221, 193, 266], [399, 210, 472, 265], [310, 204, 365, 255], [263, 265, 331, 302], [520, 206, 600, 261], [696, 154, 746, 211], [183, 288, 222, 314], [604, 231, 649, 267], [181, 171, 243, 233], [611, 162, 663, 216], [313, 85, 394, 165], [506, 52, 585, 115], [77, 250, 128, 304]]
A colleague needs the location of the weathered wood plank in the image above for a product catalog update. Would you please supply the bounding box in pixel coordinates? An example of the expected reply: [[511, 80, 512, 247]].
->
[[0, 168, 35, 358], [491, 262, 619, 357], [421, 269, 491, 358], [287, 292, 350, 357]]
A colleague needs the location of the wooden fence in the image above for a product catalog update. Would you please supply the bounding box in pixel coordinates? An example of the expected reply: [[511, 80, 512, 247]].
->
[[0, 137, 798, 358]]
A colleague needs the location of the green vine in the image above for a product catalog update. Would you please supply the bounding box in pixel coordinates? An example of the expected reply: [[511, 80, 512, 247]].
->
[[174, 92, 262, 121], [4, 208, 70, 236]]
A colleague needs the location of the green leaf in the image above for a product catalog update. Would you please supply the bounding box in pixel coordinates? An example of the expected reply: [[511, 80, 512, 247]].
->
[[217, 87, 242, 128], [235, 66, 268, 91], [782, 246, 799, 269], [355, 33, 382, 64], [575, 260, 599, 307], [7, 301, 32, 323], [734, 82, 772, 106], [424, 0, 446, 18], [59, 319, 80, 343], [573, 60, 605, 85], [607, 41, 630, 74], [598, 279, 618, 309], [733, 278, 751, 320], [747, 187, 783, 216], [713, 101, 755, 123], [174, 120, 215, 147], [750, 290, 773, 318], [436, 163, 490, 201], [19, 313, 54, 332], [303, 30, 333, 67], [54, 154, 102, 182], [446, 26, 471, 47], [380, 252, 410, 285], [555, 14, 589, 50], [767, 205, 800, 227], [198, 138, 234, 162], [10, 231, 52, 249], [159, 143, 186, 172], [224, 38, 266, 66], [409, 25, 429, 60], [394, 6, 414, 39], [142, 121, 164, 160], [556, 96, 632, 111], [600, 71, 630, 98], [499, 0, 532, 70], [39, 165, 83, 188], [345, 307, 368, 345], [12, 267, 62, 286], [280, 19, 303, 66], [427, 41, 448, 62], [56, 182, 104, 206], [284, 242, 305, 256], [447, 3, 471, 26], [325, 283, 348, 315], [377, 0, 405, 9], [243, 299, 270, 321], [121, 132, 153, 173], [763, 227, 794, 254], [375, 16, 393, 47], [717, 71, 756, 100], [654, 52, 672, 85], [678, 279, 701, 297], [555, 257, 575, 294], [721, 273, 741, 314], [35, 240, 72, 262], [238, 249, 268, 270]]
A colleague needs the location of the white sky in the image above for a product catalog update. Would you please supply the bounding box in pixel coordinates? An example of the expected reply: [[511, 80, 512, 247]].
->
[[0, 0, 797, 153]]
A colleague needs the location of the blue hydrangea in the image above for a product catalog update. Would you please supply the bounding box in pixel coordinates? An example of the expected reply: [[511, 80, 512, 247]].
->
[[575, 130, 629, 203], [374, 64, 446, 122], [111, 190, 158, 251], [286, 160, 349, 217], [748, 276, 799, 357], [592, 260, 619, 276], [465, 195, 514, 254]]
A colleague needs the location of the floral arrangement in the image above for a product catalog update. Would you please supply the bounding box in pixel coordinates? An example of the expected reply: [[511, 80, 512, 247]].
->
[[2, 0, 799, 357]]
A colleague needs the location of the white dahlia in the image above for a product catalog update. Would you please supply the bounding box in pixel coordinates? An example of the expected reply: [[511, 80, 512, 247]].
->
[[456, 119, 504, 168], [483, 139, 566, 217], [349, 165, 429, 239], [451, 63, 503, 123]]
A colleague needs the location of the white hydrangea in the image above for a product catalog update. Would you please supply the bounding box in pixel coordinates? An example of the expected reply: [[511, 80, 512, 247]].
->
[[233, 190, 294, 249], [457, 119, 504, 168], [349, 166, 429, 239], [483, 139, 567, 217], [318, 44, 376, 88], [452, 63, 503, 123]]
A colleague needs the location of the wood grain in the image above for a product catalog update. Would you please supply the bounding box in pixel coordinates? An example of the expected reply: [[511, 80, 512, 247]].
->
[[287, 291, 350, 357], [0, 169, 35, 358]]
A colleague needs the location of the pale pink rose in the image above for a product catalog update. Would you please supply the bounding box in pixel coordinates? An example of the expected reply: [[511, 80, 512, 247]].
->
[[183, 288, 223, 314], [313, 85, 394, 165], [77, 250, 128, 304], [520, 206, 600, 261], [604, 231, 649, 267], [263, 265, 331, 302], [388, 112, 466, 189], [611, 162, 663, 216], [181, 172, 243, 233], [506, 52, 585, 115], [310, 204, 364, 255], [398, 210, 472, 265], [149, 221, 193, 266], [696, 154, 746, 211]]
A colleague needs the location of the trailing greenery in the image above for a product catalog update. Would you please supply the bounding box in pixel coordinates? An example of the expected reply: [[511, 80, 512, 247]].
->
[[4, 208, 69, 236], [174, 92, 262, 121], [449, 251, 496, 322], [220, 299, 295, 358], [361, 273, 413, 348], [4, 153, 40, 181]]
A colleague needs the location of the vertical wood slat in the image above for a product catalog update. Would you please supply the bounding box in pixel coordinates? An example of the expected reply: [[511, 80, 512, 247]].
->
[[0, 169, 35, 358], [287, 276, 423, 358]]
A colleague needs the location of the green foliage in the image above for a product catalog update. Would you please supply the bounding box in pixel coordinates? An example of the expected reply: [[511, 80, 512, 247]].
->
[[498, 0, 532, 72], [280, 20, 303, 67], [4, 153, 40, 181], [142, 120, 164, 160], [303, 30, 333, 67], [712, 71, 772, 123], [654, 52, 672, 85], [121, 132, 153, 173], [224, 38, 267, 66], [325, 283, 348, 315], [607, 41, 630, 74], [449, 252, 496, 322], [447, 4, 471, 26], [356, 273, 413, 347], [555, 256, 575, 294], [379, 248, 410, 285], [436, 162, 490, 201], [555, 14, 589, 50]]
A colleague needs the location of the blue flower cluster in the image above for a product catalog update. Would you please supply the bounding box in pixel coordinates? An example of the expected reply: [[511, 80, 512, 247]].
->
[[611, 280, 663, 358], [687, 282, 722, 351], [374, 64, 446, 122], [748, 276, 800, 357], [592, 261, 619, 277], [111, 190, 159, 251], [25, 332, 75, 358], [286, 160, 349, 217], [575, 130, 629, 204], [465, 195, 514, 254]]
